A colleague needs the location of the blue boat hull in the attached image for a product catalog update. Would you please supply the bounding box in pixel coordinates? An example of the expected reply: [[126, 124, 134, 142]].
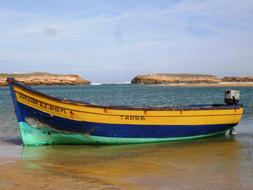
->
[[7, 78, 243, 146], [19, 102, 235, 139]]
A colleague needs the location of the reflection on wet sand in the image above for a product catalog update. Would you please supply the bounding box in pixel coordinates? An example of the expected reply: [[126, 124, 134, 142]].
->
[[8, 136, 247, 190], [1, 136, 252, 190]]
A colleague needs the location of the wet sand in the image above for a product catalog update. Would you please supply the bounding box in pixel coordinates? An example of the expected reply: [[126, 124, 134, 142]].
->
[[1, 136, 253, 190]]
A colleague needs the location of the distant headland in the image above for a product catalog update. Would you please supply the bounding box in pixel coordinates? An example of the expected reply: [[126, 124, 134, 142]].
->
[[0, 72, 90, 86], [131, 74, 253, 86], [1, 72, 253, 87]]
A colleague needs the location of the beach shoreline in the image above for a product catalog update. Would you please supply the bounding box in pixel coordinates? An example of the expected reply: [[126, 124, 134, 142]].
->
[[1, 137, 253, 190], [150, 82, 253, 87]]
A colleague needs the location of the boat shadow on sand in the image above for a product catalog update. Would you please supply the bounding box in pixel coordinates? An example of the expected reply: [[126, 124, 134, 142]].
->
[[0, 136, 22, 145]]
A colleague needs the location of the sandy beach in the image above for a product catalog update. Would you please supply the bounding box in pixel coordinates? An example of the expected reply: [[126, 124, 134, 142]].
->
[[1, 136, 253, 190]]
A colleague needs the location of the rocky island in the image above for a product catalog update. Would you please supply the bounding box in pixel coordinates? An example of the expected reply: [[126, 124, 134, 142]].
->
[[132, 74, 220, 84], [131, 74, 253, 86], [222, 76, 253, 82], [0, 72, 90, 86]]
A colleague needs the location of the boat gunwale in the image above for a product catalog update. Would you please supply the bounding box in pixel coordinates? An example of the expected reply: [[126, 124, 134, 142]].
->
[[7, 78, 243, 111]]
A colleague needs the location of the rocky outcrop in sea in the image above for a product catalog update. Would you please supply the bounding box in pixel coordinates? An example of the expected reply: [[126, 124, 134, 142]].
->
[[131, 74, 221, 84], [0, 72, 90, 86]]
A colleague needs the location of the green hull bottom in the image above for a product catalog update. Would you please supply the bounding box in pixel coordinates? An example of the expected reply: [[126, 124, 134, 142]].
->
[[19, 122, 228, 146]]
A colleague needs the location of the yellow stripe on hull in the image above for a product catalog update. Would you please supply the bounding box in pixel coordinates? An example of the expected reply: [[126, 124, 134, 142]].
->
[[14, 86, 243, 126]]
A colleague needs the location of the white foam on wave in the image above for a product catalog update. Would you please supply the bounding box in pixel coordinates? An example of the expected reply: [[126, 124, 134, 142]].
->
[[90, 83, 102, 85]]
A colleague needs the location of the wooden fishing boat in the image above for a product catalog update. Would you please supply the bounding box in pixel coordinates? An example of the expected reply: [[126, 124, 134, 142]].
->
[[7, 78, 244, 146]]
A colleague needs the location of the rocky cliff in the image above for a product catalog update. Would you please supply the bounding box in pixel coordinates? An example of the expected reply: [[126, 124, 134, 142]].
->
[[0, 72, 90, 86], [222, 77, 253, 82], [131, 74, 221, 84]]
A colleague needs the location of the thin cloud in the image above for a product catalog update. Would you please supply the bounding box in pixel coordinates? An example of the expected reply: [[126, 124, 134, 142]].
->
[[0, 0, 253, 81], [43, 26, 59, 36]]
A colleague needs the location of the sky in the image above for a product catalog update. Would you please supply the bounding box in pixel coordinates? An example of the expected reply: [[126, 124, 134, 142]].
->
[[0, 0, 253, 82]]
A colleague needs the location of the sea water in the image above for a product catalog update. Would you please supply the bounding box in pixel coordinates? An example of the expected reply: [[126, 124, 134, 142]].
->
[[0, 85, 253, 189]]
